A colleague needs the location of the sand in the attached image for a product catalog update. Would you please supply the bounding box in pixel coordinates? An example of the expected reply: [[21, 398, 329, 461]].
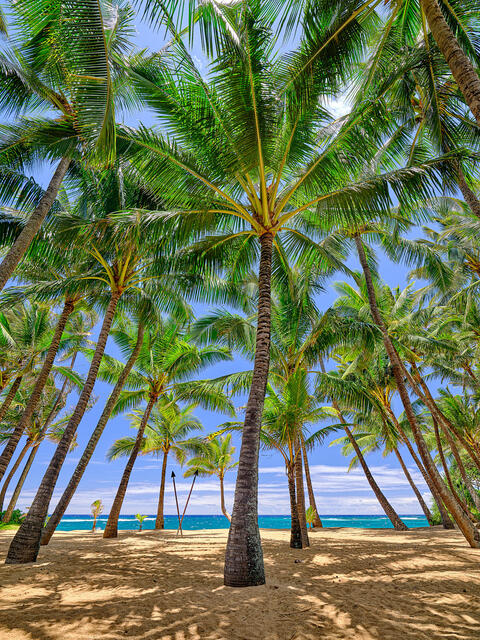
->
[[0, 526, 479, 640]]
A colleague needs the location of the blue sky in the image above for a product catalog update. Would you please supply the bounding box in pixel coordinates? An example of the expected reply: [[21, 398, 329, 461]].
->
[[8, 7, 433, 517]]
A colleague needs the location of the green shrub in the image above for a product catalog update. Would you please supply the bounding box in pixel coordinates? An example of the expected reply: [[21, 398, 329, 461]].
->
[[0, 509, 25, 525]]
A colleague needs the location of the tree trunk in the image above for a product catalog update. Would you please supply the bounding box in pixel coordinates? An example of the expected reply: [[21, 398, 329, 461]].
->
[[0, 376, 23, 424], [301, 437, 322, 528], [92, 515, 97, 532], [219, 474, 231, 522], [340, 417, 408, 530], [41, 322, 145, 545], [433, 417, 475, 519], [287, 467, 302, 549], [103, 394, 156, 539], [456, 165, 480, 219], [2, 443, 39, 523], [440, 423, 480, 512], [388, 410, 454, 528], [155, 449, 168, 530], [393, 447, 434, 525], [0, 158, 70, 292], [0, 442, 29, 513], [5, 291, 121, 564], [355, 235, 480, 547], [421, 0, 480, 126], [224, 232, 273, 588], [0, 298, 76, 484], [294, 438, 309, 547]]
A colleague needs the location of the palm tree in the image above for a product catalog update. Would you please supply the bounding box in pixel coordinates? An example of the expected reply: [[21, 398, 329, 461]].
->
[[91, 500, 103, 533], [185, 435, 237, 523], [114, 0, 454, 585], [135, 514, 147, 532], [102, 318, 234, 539], [0, 0, 123, 290], [107, 401, 203, 530]]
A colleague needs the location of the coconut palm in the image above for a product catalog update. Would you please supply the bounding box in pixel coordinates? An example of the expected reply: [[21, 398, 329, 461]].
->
[[101, 317, 234, 539], [185, 435, 237, 523], [0, 0, 126, 290], [135, 514, 147, 532], [91, 500, 103, 533], [107, 400, 203, 530]]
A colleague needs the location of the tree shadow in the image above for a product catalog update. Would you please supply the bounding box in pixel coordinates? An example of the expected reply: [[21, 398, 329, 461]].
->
[[0, 527, 479, 639]]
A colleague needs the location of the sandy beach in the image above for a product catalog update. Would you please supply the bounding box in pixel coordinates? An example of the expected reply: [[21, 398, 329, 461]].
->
[[0, 527, 479, 640]]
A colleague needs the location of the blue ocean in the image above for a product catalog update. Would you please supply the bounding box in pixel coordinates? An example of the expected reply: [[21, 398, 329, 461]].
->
[[55, 514, 429, 531]]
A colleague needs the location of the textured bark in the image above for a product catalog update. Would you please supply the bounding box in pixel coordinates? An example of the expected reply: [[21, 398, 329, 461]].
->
[[294, 438, 309, 547], [393, 447, 434, 525], [219, 474, 231, 522], [421, 0, 480, 126], [301, 437, 322, 528], [2, 443, 39, 523], [287, 467, 302, 549], [355, 236, 480, 547], [440, 424, 480, 512], [0, 442, 29, 513], [5, 292, 120, 564], [457, 165, 480, 219], [224, 233, 273, 587], [0, 376, 23, 424], [433, 418, 475, 519], [0, 299, 76, 484], [390, 411, 454, 528], [0, 158, 70, 292], [41, 322, 145, 545], [340, 416, 408, 530], [155, 450, 168, 530], [103, 394, 156, 539]]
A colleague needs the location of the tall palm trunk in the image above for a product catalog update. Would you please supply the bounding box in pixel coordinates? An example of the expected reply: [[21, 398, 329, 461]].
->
[[103, 394, 157, 539], [355, 236, 480, 547], [0, 442, 29, 513], [5, 291, 121, 564], [287, 466, 302, 549], [338, 413, 408, 530], [0, 298, 76, 484], [440, 423, 480, 511], [389, 410, 454, 528], [456, 165, 480, 219], [155, 449, 168, 530], [393, 447, 434, 525], [0, 158, 70, 292], [294, 438, 309, 547], [41, 322, 145, 545], [219, 474, 231, 522], [421, 0, 480, 126], [224, 232, 273, 588], [433, 418, 475, 519], [0, 376, 23, 423], [301, 437, 322, 528], [2, 443, 40, 523]]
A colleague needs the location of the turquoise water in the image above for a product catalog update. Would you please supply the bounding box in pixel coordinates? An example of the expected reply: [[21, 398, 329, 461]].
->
[[55, 514, 429, 531]]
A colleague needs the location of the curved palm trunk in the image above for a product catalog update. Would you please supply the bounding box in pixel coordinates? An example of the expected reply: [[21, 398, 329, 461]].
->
[[0, 442, 30, 513], [393, 447, 434, 525], [457, 165, 480, 219], [301, 437, 322, 528], [421, 0, 480, 126], [92, 515, 98, 532], [287, 466, 302, 549], [0, 298, 77, 484], [294, 438, 309, 547], [103, 394, 156, 539], [2, 443, 40, 523], [441, 424, 480, 512], [0, 158, 70, 292], [355, 236, 480, 547], [341, 420, 408, 531], [0, 376, 23, 424], [219, 474, 231, 522], [155, 450, 169, 530], [433, 418, 475, 519], [390, 412, 454, 528], [41, 322, 145, 545], [5, 291, 121, 564], [224, 232, 273, 588]]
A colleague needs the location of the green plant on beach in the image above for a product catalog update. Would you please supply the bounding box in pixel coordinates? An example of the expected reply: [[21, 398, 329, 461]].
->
[[91, 500, 103, 533], [135, 514, 147, 532]]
